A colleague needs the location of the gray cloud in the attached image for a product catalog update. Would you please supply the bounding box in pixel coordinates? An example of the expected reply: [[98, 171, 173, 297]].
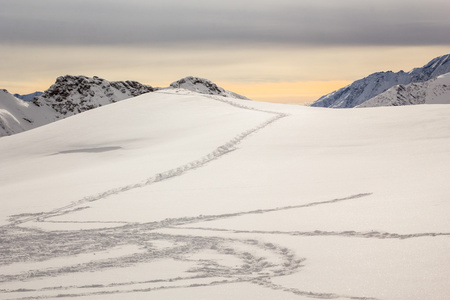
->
[[1, 0, 450, 46]]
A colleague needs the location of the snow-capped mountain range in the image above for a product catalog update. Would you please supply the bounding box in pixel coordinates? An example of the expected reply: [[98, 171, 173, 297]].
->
[[0, 76, 247, 137], [358, 73, 450, 108], [2, 54, 450, 138], [312, 54, 450, 108]]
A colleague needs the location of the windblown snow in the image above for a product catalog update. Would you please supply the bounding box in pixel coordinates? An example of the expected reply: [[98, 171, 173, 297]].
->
[[0, 89, 449, 300]]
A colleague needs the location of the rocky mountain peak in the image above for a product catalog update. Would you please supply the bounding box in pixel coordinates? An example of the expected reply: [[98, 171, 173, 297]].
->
[[169, 76, 249, 100], [33, 75, 154, 116]]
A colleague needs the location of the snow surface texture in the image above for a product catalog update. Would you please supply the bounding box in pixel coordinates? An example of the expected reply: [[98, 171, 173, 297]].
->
[[312, 54, 450, 108], [358, 73, 450, 107], [1, 90, 450, 300]]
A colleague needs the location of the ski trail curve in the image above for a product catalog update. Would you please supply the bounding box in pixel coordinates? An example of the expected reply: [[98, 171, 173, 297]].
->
[[9, 92, 288, 226]]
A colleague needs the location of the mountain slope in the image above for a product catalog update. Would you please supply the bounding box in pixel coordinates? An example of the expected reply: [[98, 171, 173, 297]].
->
[[0, 89, 55, 137], [358, 73, 450, 108], [312, 54, 450, 108]]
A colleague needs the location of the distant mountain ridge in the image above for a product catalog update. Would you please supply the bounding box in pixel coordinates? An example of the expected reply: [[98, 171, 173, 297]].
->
[[312, 54, 450, 108], [0, 75, 250, 137], [357, 73, 450, 108], [14, 92, 43, 102]]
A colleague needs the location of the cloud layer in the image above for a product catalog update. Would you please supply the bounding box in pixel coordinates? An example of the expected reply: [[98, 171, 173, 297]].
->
[[2, 0, 450, 46]]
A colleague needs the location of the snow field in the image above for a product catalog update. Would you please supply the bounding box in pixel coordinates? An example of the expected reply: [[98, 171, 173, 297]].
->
[[1, 91, 449, 299]]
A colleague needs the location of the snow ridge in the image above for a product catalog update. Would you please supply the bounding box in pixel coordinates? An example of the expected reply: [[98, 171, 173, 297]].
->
[[312, 54, 450, 108]]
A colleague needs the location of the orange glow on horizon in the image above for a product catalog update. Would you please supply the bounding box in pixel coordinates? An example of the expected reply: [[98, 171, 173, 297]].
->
[[223, 81, 351, 105]]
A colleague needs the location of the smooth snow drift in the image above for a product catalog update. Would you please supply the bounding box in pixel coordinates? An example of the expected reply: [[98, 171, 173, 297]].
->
[[0, 90, 449, 300]]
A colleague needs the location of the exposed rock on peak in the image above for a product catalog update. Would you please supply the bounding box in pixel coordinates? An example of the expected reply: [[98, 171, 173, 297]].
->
[[169, 76, 249, 100], [34, 75, 154, 116]]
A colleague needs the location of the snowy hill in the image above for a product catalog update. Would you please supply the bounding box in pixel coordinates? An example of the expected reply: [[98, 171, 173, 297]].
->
[[358, 72, 450, 107], [168, 76, 249, 100], [1, 90, 449, 300], [312, 54, 450, 108]]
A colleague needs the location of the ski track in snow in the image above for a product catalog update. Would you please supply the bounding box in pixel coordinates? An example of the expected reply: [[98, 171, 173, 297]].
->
[[180, 227, 450, 240], [3, 93, 447, 299], [8, 93, 288, 226], [0, 195, 381, 300]]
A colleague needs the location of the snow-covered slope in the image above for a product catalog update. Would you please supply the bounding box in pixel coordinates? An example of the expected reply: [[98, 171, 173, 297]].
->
[[312, 54, 450, 108], [1, 90, 449, 300], [168, 76, 249, 100], [0, 89, 55, 137], [14, 91, 43, 102], [358, 72, 450, 107]]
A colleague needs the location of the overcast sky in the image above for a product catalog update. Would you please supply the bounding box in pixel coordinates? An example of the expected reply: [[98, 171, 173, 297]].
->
[[1, 0, 450, 103]]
